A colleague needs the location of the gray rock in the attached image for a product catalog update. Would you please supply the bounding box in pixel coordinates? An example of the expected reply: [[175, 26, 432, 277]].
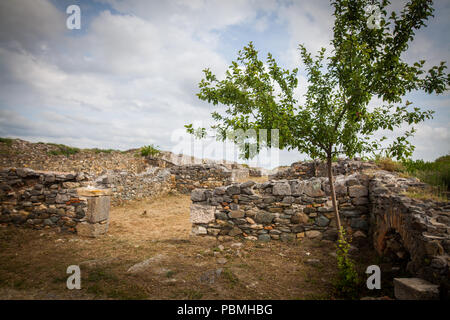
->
[[272, 182, 291, 196], [258, 234, 271, 242], [240, 181, 255, 188], [316, 215, 330, 227], [304, 179, 325, 197], [191, 189, 206, 202], [226, 185, 240, 195], [280, 233, 295, 242], [254, 211, 275, 224]]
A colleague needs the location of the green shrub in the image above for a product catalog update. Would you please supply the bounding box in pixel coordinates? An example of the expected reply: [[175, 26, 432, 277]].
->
[[401, 156, 449, 191], [334, 229, 360, 299], [139, 144, 160, 157]]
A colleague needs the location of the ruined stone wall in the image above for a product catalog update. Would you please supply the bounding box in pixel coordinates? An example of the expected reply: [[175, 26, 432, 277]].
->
[[0, 168, 109, 235], [369, 171, 449, 287], [170, 164, 233, 194], [94, 167, 174, 205], [190, 173, 371, 242], [190, 169, 450, 287], [269, 159, 377, 180]]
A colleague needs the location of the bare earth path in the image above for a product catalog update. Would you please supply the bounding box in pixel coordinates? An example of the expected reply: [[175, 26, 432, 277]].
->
[[0, 192, 356, 300]]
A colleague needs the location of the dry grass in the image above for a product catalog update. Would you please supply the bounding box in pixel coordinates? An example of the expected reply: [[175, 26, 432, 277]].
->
[[0, 193, 381, 300], [403, 187, 448, 202], [375, 157, 404, 172]]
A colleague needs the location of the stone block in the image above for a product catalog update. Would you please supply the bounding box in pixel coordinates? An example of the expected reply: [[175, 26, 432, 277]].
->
[[190, 203, 216, 224], [348, 185, 368, 198], [273, 182, 291, 196], [76, 222, 109, 237], [304, 179, 325, 197], [394, 278, 439, 300], [86, 196, 110, 223], [254, 211, 275, 224]]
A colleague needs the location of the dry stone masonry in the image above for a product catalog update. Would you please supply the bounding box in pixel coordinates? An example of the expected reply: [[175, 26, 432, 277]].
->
[[269, 158, 377, 181], [0, 167, 111, 237], [190, 173, 371, 242], [94, 167, 174, 205], [370, 171, 450, 290], [170, 164, 233, 194], [190, 168, 450, 290]]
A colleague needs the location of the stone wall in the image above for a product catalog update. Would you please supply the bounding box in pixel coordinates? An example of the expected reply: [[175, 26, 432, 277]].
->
[[190, 169, 450, 288], [170, 164, 233, 194], [269, 159, 377, 181], [0, 168, 110, 236], [94, 167, 174, 205], [190, 173, 371, 242], [369, 171, 449, 288]]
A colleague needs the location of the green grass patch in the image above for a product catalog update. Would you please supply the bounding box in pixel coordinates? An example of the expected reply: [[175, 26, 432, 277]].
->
[[47, 143, 80, 157], [88, 148, 116, 154]]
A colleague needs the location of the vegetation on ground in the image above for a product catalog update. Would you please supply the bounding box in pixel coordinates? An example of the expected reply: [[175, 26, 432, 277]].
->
[[138, 144, 161, 157], [0, 138, 13, 146], [334, 228, 360, 299], [47, 143, 80, 157]]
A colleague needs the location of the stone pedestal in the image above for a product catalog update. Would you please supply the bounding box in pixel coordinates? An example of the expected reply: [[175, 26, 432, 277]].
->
[[76, 188, 111, 237]]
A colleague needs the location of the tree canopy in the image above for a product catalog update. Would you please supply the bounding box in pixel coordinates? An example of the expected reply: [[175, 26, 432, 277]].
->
[[188, 0, 449, 162]]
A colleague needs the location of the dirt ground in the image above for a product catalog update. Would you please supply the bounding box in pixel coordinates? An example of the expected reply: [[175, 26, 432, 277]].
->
[[0, 192, 392, 300]]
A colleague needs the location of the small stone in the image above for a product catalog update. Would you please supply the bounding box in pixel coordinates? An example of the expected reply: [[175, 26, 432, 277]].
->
[[229, 210, 244, 219], [305, 258, 321, 266], [305, 230, 322, 239], [258, 234, 271, 242], [245, 217, 255, 224], [228, 227, 242, 237], [217, 258, 228, 265]]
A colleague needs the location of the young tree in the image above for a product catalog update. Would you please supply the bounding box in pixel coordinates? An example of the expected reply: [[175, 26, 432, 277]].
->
[[187, 0, 449, 239]]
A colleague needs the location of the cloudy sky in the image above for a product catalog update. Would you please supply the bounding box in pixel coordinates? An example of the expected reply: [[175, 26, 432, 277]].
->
[[0, 0, 448, 168]]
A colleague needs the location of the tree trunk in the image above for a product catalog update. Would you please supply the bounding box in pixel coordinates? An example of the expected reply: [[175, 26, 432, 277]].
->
[[327, 155, 343, 240]]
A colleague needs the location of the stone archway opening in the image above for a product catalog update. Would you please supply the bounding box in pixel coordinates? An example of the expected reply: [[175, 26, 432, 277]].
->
[[380, 229, 411, 273]]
